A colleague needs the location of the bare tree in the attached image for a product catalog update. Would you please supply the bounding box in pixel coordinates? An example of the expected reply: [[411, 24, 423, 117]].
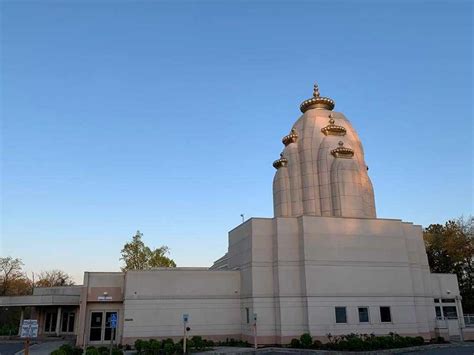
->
[[0, 257, 25, 296], [35, 270, 75, 287]]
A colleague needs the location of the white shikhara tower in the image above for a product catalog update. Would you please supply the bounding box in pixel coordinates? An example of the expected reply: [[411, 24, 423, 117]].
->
[[273, 84, 376, 218]]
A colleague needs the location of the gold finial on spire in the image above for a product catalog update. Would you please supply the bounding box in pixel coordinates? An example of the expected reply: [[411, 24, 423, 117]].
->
[[313, 83, 320, 97], [300, 82, 335, 112]]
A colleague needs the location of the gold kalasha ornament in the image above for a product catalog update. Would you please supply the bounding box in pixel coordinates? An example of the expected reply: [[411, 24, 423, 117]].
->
[[273, 153, 288, 169], [282, 128, 298, 146], [331, 141, 354, 159], [300, 83, 335, 112]]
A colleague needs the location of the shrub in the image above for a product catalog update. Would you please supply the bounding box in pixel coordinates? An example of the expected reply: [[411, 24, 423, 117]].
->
[[97, 346, 108, 355], [85, 347, 99, 355], [163, 343, 174, 355], [299, 333, 312, 349], [134, 340, 145, 353], [289, 338, 300, 348], [51, 350, 67, 355], [191, 336, 205, 350], [312, 340, 322, 349]]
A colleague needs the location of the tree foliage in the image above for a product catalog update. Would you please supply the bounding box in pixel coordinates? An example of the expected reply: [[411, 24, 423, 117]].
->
[[423, 216, 473, 312], [35, 269, 75, 287], [0, 257, 29, 296], [120, 231, 176, 271]]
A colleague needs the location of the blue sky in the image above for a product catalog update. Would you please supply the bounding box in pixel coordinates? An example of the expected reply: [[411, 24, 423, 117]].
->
[[1, 0, 472, 282]]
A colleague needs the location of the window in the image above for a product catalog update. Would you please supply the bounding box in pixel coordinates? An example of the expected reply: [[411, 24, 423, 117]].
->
[[380, 307, 392, 323], [90, 312, 103, 341], [435, 306, 442, 319], [358, 307, 369, 323], [335, 307, 347, 324], [246, 308, 250, 324], [434, 298, 440, 303], [442, 306, 457, 319]]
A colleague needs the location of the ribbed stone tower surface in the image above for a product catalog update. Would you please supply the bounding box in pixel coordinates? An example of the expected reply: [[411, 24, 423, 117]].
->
[[273, 84, 376, 218]]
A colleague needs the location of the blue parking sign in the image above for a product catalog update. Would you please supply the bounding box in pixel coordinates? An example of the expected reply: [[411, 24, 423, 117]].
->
[[110, 313, 117, 329]]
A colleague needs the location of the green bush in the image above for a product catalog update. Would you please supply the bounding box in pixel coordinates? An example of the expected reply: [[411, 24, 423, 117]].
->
[[134, 339, 145, 353], [299, 333, 312, 349], [289, 333, 428, 351], [0, 324, 18, 336], [191, 336, 205, 350], [289, 338, 300, 348], [312, 340, 322, 349], [163, 343, 174, 355], [85, 347, 100, 355], [51, 350, 67, 355]]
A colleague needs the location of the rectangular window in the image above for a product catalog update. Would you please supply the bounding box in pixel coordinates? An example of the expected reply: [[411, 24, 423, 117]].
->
[[434, 298, 440, 303], [335, 307, 347, 323], [380, 307, 392, 323], [442, 306, 457, 319], [246, 308, 249, 324], [358, 307, 369, 323], [435, 306, 442, 319]]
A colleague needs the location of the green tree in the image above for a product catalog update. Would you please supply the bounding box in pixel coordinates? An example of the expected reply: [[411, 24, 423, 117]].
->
[[424, 216, 473, 312], [120, 231, 176, 271]]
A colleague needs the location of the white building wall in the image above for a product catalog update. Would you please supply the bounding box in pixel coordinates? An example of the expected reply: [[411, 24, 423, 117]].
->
[[227, 216, 454, 343], [121, 269, 241, 344]]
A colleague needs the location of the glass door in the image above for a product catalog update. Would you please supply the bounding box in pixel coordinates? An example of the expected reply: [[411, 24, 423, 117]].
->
[[104, 312, 117, 341], [44, 311, 57, 333], [89, 312, 103, 341], [89, 311, 118, 343]]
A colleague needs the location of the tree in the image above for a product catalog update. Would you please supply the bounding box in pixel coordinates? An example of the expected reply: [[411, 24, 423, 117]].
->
[[120, 230, 176, 271], [35, 270, 75, 287], [424, 216, 474, 313], [0, 257, 27, 296]]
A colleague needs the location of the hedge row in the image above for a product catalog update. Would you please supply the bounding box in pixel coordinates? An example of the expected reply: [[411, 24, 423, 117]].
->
[[288, 332, 440, 351], [51, 344, 124, 355], [135, 337, 250, 354]]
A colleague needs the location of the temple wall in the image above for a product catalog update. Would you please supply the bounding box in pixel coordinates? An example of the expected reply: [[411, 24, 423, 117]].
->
[[121, 269, 241, 344], [228, 216, 450, 343]]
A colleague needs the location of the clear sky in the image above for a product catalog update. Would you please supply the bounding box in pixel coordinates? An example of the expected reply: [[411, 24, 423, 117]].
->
[[1, 0, 472, 283]]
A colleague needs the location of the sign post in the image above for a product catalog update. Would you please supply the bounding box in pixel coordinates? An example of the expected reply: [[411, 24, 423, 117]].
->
[[183, 314, 189, 354], [20, 320, 38, 355], [109, 313, 117, 355], [253, 313, 257, 349]]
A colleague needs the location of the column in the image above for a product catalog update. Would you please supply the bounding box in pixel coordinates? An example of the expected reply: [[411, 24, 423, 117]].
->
[[18, 307, 25, 336], [55, 307, 62, 336]]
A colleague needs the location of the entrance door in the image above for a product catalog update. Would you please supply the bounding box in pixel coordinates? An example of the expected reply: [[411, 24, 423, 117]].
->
[[89, 311, 118, 343], [44, 311, 57, 333]]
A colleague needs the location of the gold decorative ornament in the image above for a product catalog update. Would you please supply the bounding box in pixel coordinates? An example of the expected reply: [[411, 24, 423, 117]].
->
[[273, 153, 288, 169], [282, 128, 298, 146], [331, 141, 354, 158], [321, 119, 346, 136], [300, 83, 335, 112]]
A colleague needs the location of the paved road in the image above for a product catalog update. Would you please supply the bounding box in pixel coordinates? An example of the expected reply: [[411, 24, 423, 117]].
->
[[400, 344, 474, 354], [0, 342, 25, 355]]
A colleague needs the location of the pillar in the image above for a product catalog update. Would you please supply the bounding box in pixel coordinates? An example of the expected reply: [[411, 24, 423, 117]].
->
[[18, 307, 25, 336], [55, 307, 62, 336]]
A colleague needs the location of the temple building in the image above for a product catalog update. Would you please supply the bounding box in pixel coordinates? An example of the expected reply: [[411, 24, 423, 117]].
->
[[0, 84, 471, 345]]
